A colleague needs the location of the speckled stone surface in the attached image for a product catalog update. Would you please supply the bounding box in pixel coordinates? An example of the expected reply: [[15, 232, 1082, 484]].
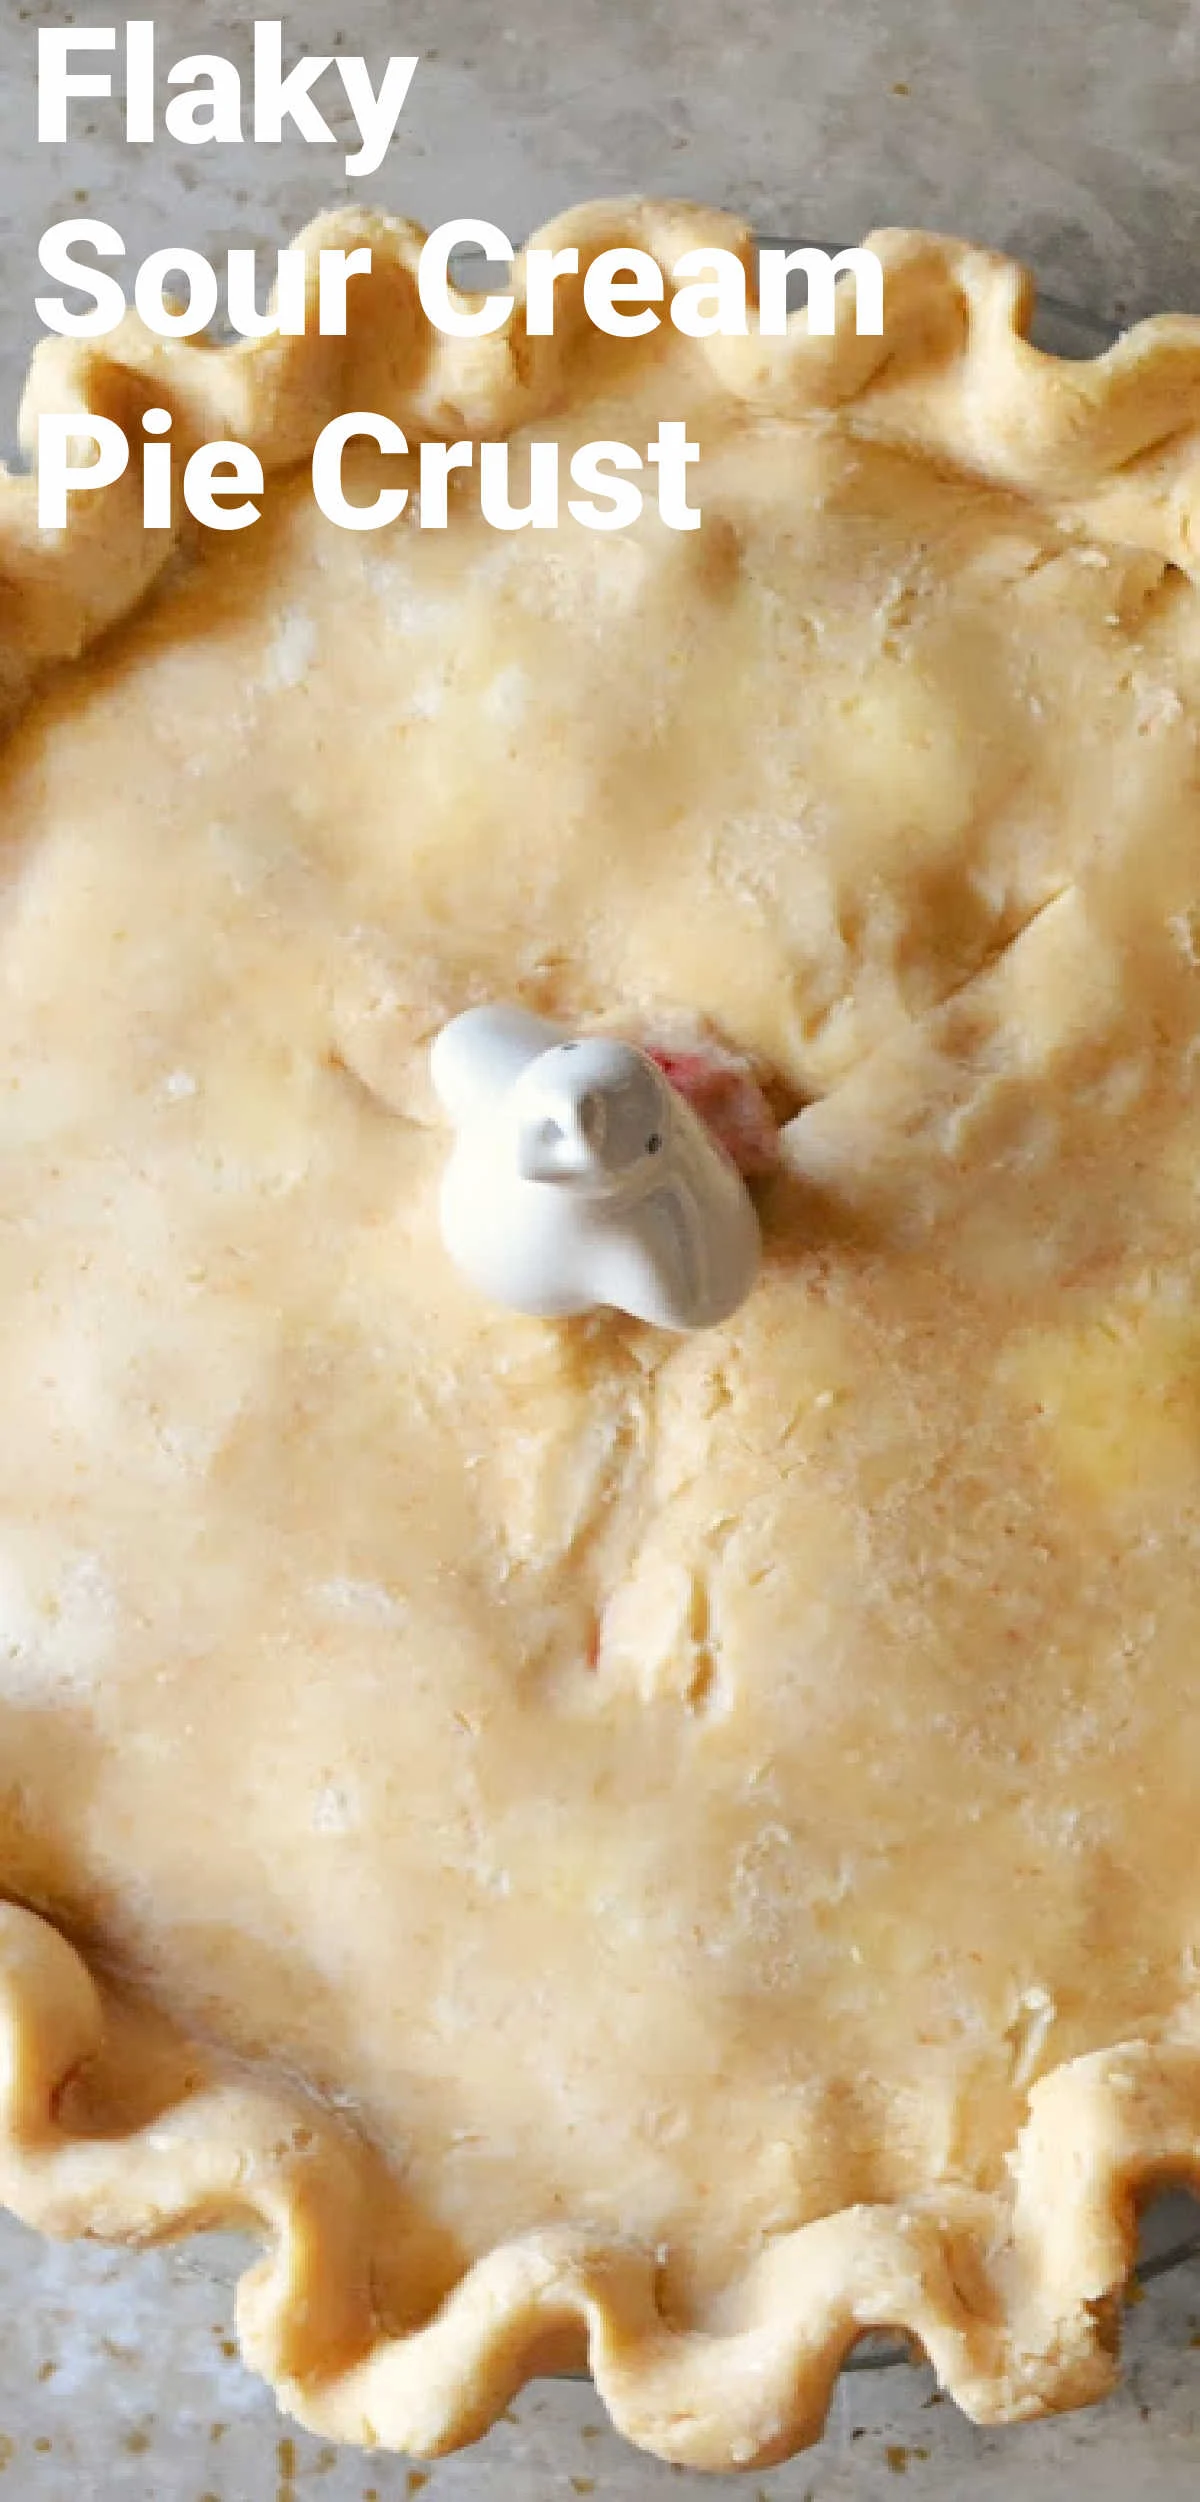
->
[[3, 0, 1200, 2490]]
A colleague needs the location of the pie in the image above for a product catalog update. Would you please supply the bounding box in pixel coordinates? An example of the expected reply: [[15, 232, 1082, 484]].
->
[[4, 201, 1200, 2473]]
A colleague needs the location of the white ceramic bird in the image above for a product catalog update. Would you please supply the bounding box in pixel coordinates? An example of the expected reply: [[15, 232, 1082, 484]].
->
[[430, 1004, 762, 1331]]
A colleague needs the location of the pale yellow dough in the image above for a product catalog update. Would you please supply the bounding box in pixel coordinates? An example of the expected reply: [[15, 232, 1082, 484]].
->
[[5, 204, 1200, 2469]]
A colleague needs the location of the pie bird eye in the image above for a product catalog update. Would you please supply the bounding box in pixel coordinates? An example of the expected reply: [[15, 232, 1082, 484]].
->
[[646, 1132, 663, 1154]]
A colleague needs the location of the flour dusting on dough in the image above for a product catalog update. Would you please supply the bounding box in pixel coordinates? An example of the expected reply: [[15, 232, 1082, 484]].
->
[[262, 608, 318, 691], [0, 1547, 118, 1693]]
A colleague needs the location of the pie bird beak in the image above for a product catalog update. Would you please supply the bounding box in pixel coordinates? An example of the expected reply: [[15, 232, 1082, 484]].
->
[[516, 1100, 600, 1183]]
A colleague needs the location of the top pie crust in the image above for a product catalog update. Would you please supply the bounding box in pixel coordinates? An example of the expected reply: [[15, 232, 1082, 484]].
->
[[4, 202, 1200, 2470]]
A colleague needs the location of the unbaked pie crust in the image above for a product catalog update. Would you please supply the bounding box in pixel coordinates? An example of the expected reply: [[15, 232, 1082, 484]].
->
[[4, 202, 1200, 2470]]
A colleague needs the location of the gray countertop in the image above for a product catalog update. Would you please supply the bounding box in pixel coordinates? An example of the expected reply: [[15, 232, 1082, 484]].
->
[[3, 0, 1200, 2490]]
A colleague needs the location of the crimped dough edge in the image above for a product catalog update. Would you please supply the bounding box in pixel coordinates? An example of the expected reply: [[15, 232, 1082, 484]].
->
[[5, 1898, 1199, 2466], [2, 203, 1200, 2468]]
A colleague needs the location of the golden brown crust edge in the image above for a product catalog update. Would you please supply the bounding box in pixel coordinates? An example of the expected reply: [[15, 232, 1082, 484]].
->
[[4, 205, 1200, 2466]]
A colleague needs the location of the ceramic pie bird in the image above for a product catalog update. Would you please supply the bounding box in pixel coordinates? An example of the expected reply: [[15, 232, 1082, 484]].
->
[[430, 1003, 763, 1329]]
